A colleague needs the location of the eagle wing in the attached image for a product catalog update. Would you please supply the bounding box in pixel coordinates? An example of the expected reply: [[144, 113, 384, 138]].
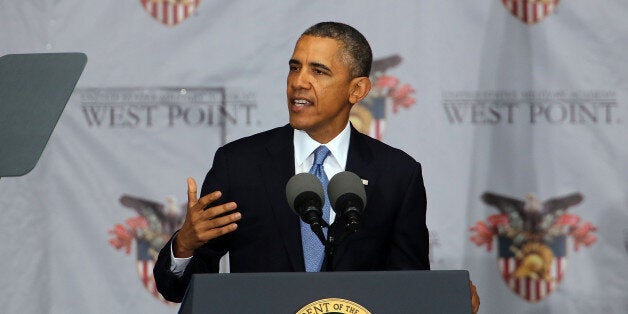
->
[[542, 193, 584, 215], [371, 55, 402, 74], [481, 192, 526, 217], [119, 194, 166, 233]]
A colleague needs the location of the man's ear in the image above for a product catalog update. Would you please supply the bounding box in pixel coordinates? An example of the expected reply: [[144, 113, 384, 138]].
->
[[348, 77, 372, 105]]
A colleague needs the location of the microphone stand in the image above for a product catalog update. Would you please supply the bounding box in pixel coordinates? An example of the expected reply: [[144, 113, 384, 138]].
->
[[323, 234, 335, 272], [322, 222, 356, 272], [310, 222, 328, 248]]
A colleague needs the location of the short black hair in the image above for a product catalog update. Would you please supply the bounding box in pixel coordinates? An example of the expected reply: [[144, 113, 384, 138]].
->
[[302, 22, 372, 78]]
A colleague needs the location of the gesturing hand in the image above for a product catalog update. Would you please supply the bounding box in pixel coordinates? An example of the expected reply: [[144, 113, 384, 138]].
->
[[470, 280, 480, 314], [173, 177, 241, 258]]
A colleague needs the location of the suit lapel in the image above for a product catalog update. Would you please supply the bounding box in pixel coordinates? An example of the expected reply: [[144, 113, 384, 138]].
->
[[344, 125, 375, 181], [330, 126, 375, 264], [344, 126, 375, 213], [259, 125, 305, 271]]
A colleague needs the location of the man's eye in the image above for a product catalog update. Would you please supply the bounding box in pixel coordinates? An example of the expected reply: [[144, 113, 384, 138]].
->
[[314, 69, 326, 75], [289, 65, 299, 71]]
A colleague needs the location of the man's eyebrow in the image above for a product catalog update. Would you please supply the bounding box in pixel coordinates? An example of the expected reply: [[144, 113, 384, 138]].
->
[[310, 62, 331, 73], [288, 59, 332, 73]]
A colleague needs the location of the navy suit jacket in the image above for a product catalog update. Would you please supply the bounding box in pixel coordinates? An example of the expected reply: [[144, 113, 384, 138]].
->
[[154, 124, 429, 302]]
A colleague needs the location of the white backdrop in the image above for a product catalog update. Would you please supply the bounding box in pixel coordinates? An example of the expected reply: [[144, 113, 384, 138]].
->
[[1, 1, 627, 313]]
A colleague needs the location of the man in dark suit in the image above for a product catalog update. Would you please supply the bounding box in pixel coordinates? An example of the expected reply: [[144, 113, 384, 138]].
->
[[153, 21, 430, 303]]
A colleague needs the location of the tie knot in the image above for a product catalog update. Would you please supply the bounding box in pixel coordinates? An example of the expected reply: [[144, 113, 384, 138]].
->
[[312, 145, 331, 166]]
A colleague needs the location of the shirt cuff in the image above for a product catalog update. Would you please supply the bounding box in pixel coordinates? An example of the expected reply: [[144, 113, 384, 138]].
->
[[169, 239, 192, 276]]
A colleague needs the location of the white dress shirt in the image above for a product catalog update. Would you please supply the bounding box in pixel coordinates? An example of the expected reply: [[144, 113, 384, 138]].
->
[[170, 122, 352, 274]]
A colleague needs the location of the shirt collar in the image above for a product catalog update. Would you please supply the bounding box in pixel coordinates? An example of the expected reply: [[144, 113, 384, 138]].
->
[[294, 122, 351, 169]]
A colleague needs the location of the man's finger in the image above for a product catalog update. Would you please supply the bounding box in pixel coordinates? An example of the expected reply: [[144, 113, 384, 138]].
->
[[187, 177, 198, 209], [198, 223, 239, 242], [200, 202, 237, 220], [195, 190, 224, 210], [198, 211, 241, 230]]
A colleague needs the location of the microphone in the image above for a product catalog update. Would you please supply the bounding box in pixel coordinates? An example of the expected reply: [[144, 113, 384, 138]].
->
[[285, 173, 327, 243], [328, 171, 366, 233]]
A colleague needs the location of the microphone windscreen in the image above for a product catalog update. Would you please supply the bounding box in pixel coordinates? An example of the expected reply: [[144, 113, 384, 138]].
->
[[328, 171, 366, 210], [285, 172, 324, 214]]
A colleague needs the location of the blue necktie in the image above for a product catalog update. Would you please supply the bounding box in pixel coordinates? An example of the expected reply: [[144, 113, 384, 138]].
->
[[301, 145, 331, 272]]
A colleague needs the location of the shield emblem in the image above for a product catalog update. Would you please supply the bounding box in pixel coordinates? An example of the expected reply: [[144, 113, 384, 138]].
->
[[497, 236, 566, 302], [135, 239, 170, 303], [501, 0, 560, 24], [140, 0, 200, 26], [353, 96, 388, 140]]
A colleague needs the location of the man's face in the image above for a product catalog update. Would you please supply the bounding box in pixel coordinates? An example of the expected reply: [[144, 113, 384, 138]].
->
[[287, 35, 355, 143]]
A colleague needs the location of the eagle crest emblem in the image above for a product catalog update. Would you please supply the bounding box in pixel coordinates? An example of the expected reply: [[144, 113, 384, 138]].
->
[[470, 192, 597, 302], [108, 194, 186, 303], [350, 55, 416, 141]]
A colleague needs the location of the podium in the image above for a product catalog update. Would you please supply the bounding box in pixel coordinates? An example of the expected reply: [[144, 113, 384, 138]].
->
[[179, 270, 472, 313]]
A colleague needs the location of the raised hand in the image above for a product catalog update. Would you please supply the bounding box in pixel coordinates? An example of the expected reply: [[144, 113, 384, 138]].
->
[[173, 177, 241, 258]]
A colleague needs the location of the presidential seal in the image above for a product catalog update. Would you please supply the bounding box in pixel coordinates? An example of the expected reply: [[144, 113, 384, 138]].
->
[[297, 298, 371, 314]]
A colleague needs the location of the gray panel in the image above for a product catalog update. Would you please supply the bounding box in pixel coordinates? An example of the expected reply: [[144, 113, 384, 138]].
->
[[0, 53, 86, 176]]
